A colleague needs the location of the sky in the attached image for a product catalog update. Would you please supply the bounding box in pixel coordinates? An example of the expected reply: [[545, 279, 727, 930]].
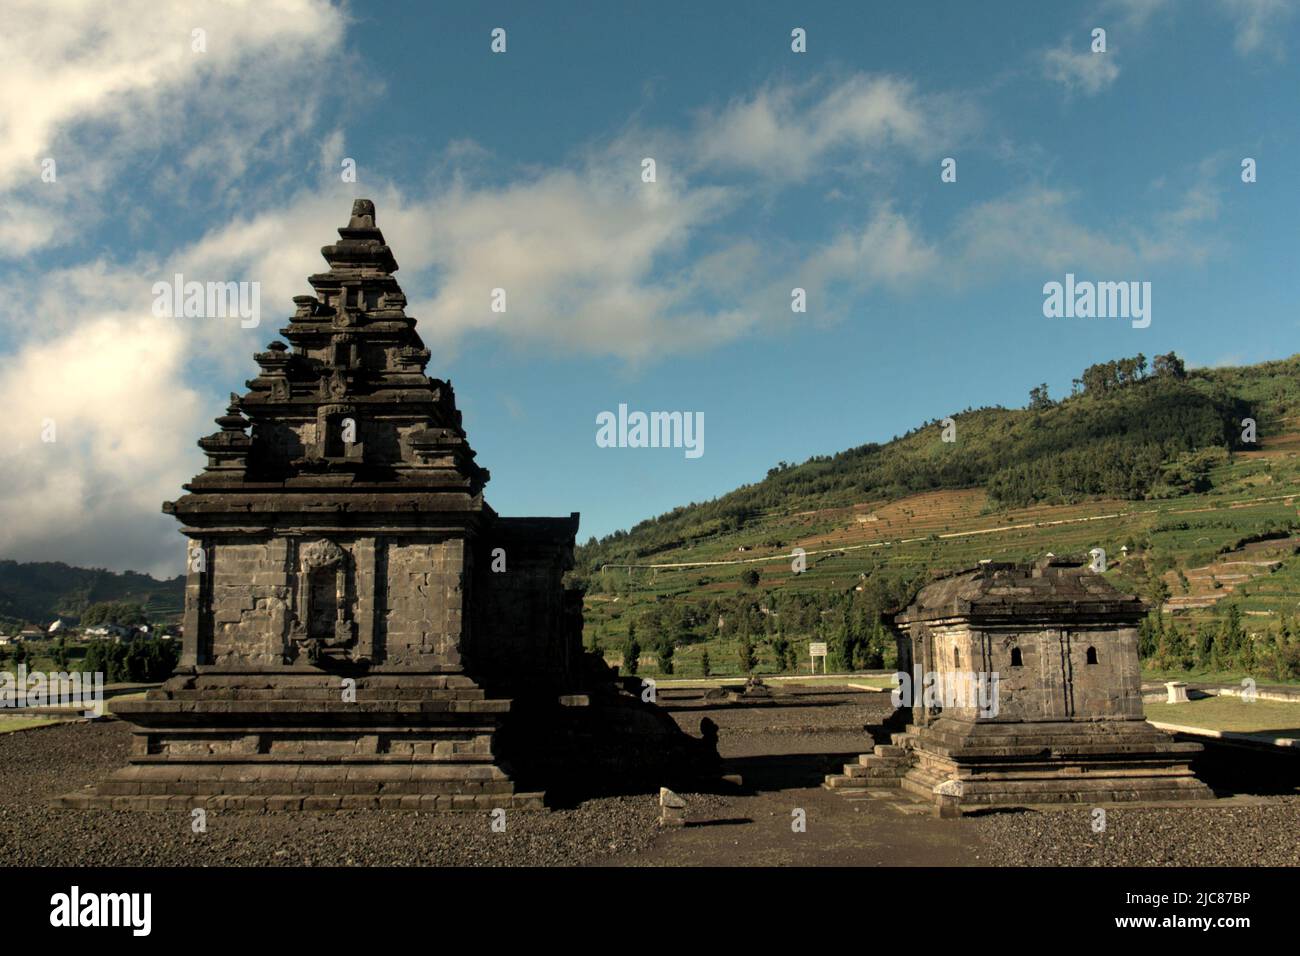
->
[[0, 0, 1295, 577]]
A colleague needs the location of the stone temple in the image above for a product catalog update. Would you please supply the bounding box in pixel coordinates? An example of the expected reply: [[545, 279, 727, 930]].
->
[[827, 557, 1212, 812], [62, 200, 707, 811]]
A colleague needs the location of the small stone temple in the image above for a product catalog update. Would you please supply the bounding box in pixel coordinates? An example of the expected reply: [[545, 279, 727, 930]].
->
[[827, 557, 1212, 812], [64, 200, 707, 811]]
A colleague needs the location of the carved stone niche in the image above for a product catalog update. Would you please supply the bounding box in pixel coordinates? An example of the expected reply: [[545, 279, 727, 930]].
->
[[287, 539, 356, 664], [316, 402, 364, 463]]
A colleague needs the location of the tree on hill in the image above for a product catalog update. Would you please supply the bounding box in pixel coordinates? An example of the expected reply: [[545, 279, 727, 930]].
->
[[1214, 605, 1245, 669], [1156, 622, 1193, 671], [858, 620, 891, 670], [740, 567, 761, 588], [769, 634, 793, 672], [1152, 351, 1186, 379], [81, 601, 147, 628], [1028, 383, 1053, 410], [737, 636, 756, 674], [1271, 621, 1300, 681], [1138, 612, 1162, 661], [654, 634, 675, 675], [832, 610, 856, 672], [623, 636, 641, 677]]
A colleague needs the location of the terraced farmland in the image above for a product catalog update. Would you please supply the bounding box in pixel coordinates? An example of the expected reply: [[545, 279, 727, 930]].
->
[[582, 423, 1300, 672]]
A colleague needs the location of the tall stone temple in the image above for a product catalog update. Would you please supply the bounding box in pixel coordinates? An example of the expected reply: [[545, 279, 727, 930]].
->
[[827, 557, 1212, 812], [64, 200, 706, 811]]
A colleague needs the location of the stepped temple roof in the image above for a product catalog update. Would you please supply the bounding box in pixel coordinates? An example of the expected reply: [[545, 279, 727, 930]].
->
[[166, 199, 490, 522], [897, 557, 1148, 624]]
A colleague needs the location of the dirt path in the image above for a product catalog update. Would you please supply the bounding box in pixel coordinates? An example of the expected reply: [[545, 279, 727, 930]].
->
[[614, 689, 992, 866]]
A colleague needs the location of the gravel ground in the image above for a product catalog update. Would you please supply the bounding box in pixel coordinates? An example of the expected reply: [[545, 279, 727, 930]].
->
[[4, 686, 1299, 867], [661, 685, 896, 739], [0, 720, 665, 866], [662, 685, 1300, 867], [968, 801, 1300, 866]]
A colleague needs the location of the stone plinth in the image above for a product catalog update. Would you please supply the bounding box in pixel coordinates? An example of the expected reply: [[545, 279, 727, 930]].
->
[[55, 670, 541, 810]]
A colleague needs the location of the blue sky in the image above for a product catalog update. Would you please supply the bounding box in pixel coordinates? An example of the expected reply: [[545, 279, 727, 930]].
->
[[0, 0, 1295, 575]]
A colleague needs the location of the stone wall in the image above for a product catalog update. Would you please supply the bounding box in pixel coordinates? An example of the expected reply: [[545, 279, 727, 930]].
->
[[381, 537, 468, 667], [192, 534, 464, 668], [1061, 625, 1144, 719], [471, 517, 579, 693], [209, 538, 291, 666], [918, 619, 1145, 723], [184, 526, 580, 679]]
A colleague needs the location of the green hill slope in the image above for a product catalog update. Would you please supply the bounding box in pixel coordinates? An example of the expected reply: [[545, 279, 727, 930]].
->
[[0, 561, 184, 631], [572, 353, 1300, 683]]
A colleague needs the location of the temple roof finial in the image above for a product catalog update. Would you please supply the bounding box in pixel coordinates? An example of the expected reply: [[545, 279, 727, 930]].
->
[[349, 199, 376, 229]]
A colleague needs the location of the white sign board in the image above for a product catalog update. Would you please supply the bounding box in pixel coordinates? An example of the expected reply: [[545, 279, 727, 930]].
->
[[809, 641, 828, 675]]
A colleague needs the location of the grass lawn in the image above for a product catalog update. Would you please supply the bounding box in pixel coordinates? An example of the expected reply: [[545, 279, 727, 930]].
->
[[0, 717, 60, 733], [1145, 696, 1300, 735]]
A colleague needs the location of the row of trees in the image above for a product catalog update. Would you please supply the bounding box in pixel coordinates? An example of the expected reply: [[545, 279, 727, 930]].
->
[[1070, 352, 1186, 396], [1141, 605, 1300, 682], [80, 600, 149, 627], [0, 634, 178, 682], [0, 634, 76, 670], [987, 376, 1245, 508], [620, 602, 1300, 684], [612, 574, 917, 677], [81, 637, 179, 683]]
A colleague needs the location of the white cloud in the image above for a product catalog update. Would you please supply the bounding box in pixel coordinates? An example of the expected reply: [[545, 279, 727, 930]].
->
[[946, 181, 1218, 278], [1099, 0, 1292, 58], [1041, 41, 1121, 95], [414, 168, 743, 361], [0, 0, 347, 572], [1219, 0, 1295, 56], [0, 0, 346, 257], [804, 206, 938, 295], [692, 75, 955, 180], [0, 315, 204, 577]]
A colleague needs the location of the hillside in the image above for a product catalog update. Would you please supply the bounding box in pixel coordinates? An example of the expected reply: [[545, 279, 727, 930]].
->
[[572, 353, 1300, 680], [0, 561, 184, 630]]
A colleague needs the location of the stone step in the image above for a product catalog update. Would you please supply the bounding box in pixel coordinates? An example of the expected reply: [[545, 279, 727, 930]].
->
[[824, 774, 868, 789], [824, 774, 901, 792], [844, 763, 906, 779], [874, 744, 905, 758], [857, 753, 905, 769]]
